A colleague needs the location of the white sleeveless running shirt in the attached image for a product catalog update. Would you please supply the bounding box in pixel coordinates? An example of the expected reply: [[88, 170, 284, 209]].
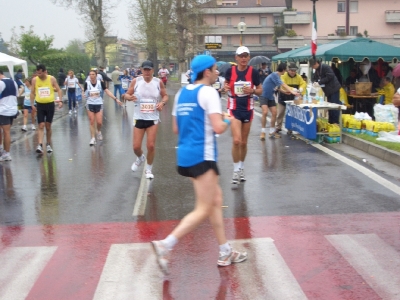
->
[[133, 77, 161, 121]]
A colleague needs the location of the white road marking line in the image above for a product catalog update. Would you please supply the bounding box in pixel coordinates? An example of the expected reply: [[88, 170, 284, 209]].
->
[[93, 243, 161, 300], [132, 165, 150, 216], [313, 144, 400, 196], [326, 234, 400, 300], [231, 238, 308, 300], [0, 246, 57, 300]]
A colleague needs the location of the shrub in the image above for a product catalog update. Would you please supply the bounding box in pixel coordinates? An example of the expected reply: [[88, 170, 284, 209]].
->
[[40, 53, 91, 77], [286, 29, 297, 37]]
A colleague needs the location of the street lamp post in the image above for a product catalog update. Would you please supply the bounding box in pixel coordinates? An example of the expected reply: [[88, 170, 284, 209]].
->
[[237, 22, 247, 46]]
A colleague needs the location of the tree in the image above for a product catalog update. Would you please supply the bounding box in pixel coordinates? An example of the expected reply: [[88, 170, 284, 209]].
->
[[66, 39, 85, 54], [8, 26, 56, 65], [0, 33, 9, 54], [51, 0, 118, 67]]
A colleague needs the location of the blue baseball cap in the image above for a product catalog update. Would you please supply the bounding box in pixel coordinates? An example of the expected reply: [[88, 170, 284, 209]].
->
[[191, 55, 216, 83]]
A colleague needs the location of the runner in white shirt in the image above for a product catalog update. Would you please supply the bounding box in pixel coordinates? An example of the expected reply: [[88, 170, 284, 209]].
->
[[124, 60, 168, 179], [158, 66, 170, 87], [64, 70, 84, 115]]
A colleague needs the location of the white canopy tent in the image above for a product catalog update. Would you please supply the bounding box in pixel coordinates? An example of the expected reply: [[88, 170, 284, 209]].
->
[[0, 52, 28, 79]]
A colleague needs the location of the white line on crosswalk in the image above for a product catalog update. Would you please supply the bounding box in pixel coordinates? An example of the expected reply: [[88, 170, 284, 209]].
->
[[231, 238, 308, 300], [132, 165, 151, 216], [326, 233, 400, 299], [93, 243, 162, 300], [0, 246, 57, 300]]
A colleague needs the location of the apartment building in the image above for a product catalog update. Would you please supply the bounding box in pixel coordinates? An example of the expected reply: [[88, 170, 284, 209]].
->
[[279, 0, 400, 50], [200, 0, 286, 61]]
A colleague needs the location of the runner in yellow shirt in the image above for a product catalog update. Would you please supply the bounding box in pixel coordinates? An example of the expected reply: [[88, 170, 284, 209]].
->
[[30, 64, 63, 154]]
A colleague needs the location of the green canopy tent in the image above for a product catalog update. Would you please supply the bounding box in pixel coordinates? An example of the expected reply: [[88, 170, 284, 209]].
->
[[272, 45, 310, 62], [274, 38, 400, 63]]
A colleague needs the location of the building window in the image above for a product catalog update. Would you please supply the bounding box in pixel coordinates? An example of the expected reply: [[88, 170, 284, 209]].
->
[[260, 35, 267, 46], [338, 1, 345, 12], [350, 1, 358, 13], [227, 36, 232, 46], [274, 16, 281, 25], [350, 26, 358, 35], [260, 17, 267, 27], [337, 26, 346, 35], [227, 17, 231, 26], [240, 17, 245, 23]]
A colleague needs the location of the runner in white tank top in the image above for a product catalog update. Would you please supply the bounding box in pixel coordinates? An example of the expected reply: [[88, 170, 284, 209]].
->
[[123, 60, 169, 179]]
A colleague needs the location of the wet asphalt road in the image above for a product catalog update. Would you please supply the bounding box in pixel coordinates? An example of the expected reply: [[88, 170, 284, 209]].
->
[[1, 82, 400, 225], [1, 82, 400, 300]]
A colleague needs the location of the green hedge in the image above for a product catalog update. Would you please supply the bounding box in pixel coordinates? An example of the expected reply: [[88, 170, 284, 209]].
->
[[40, 53, 91, 77]]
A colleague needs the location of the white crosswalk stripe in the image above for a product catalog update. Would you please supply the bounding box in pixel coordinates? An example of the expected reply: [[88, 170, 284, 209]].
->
[[93, 243, 162, 300], [0, 246, 57, 300], [231, 238, 308, 300], [326, 233, 400, 300]]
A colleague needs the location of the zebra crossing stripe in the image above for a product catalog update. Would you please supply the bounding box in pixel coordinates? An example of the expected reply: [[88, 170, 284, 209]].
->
[[326, 233, 400, 300], [230, 238, 308, 299], [0, 246, 57, 300], [93, 243, 162, 300]]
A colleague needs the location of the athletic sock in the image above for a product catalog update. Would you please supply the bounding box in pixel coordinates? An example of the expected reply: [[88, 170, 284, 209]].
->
[[146, 164, 152, 172], [261, 127, 266, 133], [219, 242, 231, 255], [138, 154, 146, 161], [162, 235, 178, 250], [269, 127, 275, 134], [233, 162, 240, 172], [239, 161, 244, 169]]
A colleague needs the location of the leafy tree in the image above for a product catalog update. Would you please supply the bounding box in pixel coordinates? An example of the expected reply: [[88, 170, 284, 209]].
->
[[8, 26, 57, 65], [66, 39, 85, 54], [51, 0, 118, 67], [0, 33, 9, 54]]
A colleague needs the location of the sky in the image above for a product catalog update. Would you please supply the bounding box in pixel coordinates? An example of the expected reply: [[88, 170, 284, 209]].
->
[[0, 0, 132, 49]]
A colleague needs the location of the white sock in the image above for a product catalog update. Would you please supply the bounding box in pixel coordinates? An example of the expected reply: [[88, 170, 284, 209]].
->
[[138, 154, 145, 161], [162, 235, 178, 250], [219, 242, 231, 254], [261, 127, 266, 133], [146, 164, 152, 172], [239, 161, 244, 169], [233, 162, 240, 172], [269, 127, 275, 134]]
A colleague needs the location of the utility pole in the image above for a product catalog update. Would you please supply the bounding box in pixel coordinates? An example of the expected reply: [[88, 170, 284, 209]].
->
[[346, 0, 350, 35]]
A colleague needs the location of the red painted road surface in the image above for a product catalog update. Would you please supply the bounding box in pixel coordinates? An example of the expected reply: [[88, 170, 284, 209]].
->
[[1, 212, 399, 299]]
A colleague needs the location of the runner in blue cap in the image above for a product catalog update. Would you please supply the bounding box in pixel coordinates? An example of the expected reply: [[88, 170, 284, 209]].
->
[[151, 55, 248, 275]]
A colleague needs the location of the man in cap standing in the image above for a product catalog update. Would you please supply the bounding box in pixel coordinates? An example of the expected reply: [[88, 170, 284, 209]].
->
[[276, 62, 306, 133], [310, 58, 341, 124], [224, 46, 262, 185], [124, 60, 168, 179], [151, 55, 247, 275], [111, 66, 123, 100]]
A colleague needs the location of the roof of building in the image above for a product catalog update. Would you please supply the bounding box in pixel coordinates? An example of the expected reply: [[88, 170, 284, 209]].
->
[[201, 0, 286, 8]]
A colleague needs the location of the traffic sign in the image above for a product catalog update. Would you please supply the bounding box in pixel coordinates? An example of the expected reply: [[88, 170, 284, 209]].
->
[[205, 43, 222, 49]]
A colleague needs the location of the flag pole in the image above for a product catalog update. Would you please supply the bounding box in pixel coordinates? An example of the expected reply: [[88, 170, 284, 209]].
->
[[311, 0, 318, 60]]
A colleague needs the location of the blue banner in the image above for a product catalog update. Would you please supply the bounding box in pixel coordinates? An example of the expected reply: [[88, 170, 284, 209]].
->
[[285, 105, 317, 139]]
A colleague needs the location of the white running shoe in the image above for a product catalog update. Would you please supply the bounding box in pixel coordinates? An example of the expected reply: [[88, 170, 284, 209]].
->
[[131, 157, 144, 171], [145, 169, 154, 179], [46, 144, 53, 153], [74, 108, 77, 114], [151, 240, 169, 275], [0, 153, 12, 162], [21, 125, 27, 132], [31, 125, 36, 130], [217, 249, 248, 267], [89, 138, 96, 146], [231, 171, 240, 184], [239, 169, 246, 182], [36, 144, 43, 154], [69, 110, 72, 115], [97, 132, 103, 141]]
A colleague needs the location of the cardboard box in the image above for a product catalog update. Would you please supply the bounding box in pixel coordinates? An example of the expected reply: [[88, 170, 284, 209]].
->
[[355, 82, 372, 96]]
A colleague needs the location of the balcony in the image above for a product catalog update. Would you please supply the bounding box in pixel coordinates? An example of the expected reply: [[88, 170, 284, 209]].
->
[[386, 10, 400, 23], [205, 24, 274, 35], [283, 11, 311, 25]]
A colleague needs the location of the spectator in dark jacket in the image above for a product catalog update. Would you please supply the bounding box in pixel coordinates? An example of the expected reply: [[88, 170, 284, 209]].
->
[[57, 68, 66, 88], [98, 66, 112, 89], [14, 69, 24, 88], [310, 58, 342, 124], [331, 63, 343, 86]]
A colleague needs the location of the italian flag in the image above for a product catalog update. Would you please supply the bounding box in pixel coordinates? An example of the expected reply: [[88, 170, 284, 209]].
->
[[311, 3, 317, 56]]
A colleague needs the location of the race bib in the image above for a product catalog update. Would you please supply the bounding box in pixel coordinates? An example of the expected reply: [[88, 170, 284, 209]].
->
[[213, 82, 221, 90], [234, 81, 251, 96], [38, 87, 51, 98], [90, 91, 100, 98], [140, 99, 156, 113], [122, 81, 129, 89], [68, 81, 76, 88]]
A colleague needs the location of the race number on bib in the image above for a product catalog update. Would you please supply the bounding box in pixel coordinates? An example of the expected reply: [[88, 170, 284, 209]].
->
[[213, 82, 221, 90], [90, 91, 100, 98], [68, 81, 76, 88], [38, 87, 51, 98], [122, 81, 129, 89], [140, 99, 156, 113], [234, 81, 251, 96]]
